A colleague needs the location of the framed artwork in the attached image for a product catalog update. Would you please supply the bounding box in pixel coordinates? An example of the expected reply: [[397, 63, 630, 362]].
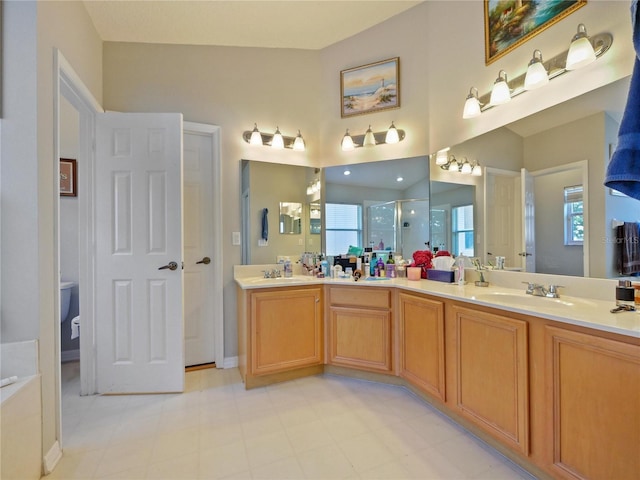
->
[[340, 57, 400, 118], [60, 158, 77, 197], [484, 0, 586, 65]]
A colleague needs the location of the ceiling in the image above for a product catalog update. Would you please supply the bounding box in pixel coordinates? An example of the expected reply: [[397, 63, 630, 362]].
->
[[324, 155, 428, 191], [82, 0, 423, 50]]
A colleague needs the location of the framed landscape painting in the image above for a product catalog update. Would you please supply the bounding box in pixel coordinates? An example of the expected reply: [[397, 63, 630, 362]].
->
[[485, 0, 586, 65], [341, 57, 400, 118]]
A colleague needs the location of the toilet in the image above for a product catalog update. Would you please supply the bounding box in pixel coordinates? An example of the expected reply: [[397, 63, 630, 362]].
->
[[60, 281, 75, 323]]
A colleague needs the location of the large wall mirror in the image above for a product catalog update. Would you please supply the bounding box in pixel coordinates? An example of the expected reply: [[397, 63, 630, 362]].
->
[[241, 76, 637, 280], [440, 75, 637, 279], [324, 156, 430, 261]]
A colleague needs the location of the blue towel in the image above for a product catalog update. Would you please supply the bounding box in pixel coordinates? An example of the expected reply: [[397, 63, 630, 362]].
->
[[261, 208, 268, 241], [605, 1, 640, 200]]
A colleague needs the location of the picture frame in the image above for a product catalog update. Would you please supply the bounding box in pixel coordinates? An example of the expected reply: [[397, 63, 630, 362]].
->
[[484, 0, 586, 65], [60, 158, 77, 197], [340, 57, 400, 118]]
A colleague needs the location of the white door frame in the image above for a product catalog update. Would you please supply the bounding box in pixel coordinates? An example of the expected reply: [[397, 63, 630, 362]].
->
[[54, 49, 102, 456], [530, 160, 589, 277], [183, 121, 224, 368]]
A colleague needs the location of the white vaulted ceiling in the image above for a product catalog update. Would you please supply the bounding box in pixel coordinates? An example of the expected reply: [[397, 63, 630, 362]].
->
[[82, 0, 423, 50]]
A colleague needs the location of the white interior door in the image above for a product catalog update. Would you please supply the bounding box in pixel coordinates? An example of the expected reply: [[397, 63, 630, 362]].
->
[[95, 112, 184, 394], [521, 168, 535, 272], [183, 127, 216, 367]]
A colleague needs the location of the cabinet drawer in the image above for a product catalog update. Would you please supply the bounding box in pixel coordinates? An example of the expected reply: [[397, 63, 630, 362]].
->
[[329, 286, 390, 309]]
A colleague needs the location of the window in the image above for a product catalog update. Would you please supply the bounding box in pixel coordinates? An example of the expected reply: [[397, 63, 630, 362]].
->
[[325, 203, 363, 256], [564, 185, 583, 245], [452, 205, 474, 256]]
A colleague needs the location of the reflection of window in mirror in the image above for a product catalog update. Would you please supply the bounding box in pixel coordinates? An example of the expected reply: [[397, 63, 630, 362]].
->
[[309, 202, 321, 235], [564, 185, 584, 245], [431, 206, 450, 253], [325, 203, 362, 256], [452, 205, 474, 256]]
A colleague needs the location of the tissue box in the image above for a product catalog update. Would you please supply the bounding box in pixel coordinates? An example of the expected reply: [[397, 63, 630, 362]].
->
[[426, 269, 455, 283]]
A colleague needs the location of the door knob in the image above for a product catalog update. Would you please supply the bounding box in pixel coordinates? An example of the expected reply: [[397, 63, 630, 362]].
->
[[196, 257, 211, 265], [158, 261, 178, 271], [518, 252, 532, 257]]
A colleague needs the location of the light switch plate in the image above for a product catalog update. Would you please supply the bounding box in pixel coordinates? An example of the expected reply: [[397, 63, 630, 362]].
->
[[258, 239, 268, 247], [232, 231, 241, 245]]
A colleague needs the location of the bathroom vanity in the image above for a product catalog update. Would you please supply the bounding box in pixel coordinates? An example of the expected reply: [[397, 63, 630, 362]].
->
[[235, 267, 640, 480]]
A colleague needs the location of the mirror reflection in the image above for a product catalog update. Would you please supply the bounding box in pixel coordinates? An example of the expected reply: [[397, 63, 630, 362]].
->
[[242, 76, 638, 279], [279, 202, 302, 234], [324, 156, 430, 261]]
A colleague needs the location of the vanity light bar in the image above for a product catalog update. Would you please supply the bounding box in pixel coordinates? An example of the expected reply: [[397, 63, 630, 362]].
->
[[465, 30, 613, 117], [243, 124, 306, 151]]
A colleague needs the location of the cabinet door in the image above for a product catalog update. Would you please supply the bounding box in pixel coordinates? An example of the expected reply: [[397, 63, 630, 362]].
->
[[452, 306, 529, 454], [398, 293, 445, 401], [250, 288, 322, 375], [329, 306, 392, 373], [545, 326, 640, 480]]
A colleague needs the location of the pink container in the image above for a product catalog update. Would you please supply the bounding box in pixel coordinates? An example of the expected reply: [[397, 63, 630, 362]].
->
[[407, 267, 421, 281]]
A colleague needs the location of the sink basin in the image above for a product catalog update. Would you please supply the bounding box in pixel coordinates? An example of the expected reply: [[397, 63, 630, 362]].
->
[[242, 275, 319, 284], [473, 292, 597, 310]]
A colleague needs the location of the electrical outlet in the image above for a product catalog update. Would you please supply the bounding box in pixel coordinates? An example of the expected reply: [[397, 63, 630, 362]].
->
[[298, 238, 304, 245], [258, 239, 268, 247], [232, 231, 241, 245]]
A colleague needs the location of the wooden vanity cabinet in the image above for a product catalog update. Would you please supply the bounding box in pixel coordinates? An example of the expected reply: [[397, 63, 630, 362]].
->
[[543, 326, 640, 480], [398, 292, 445, 401], [447, 304, 530, 455], [238, 286, 323, 387], [327, 286, 393, 373]]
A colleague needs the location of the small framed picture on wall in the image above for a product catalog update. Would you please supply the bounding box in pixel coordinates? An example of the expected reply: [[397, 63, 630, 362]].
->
[[60, 158, 77, 197]]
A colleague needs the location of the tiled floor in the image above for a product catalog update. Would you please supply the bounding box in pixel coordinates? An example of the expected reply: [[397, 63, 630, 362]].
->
[[50, 362, 535, 479]]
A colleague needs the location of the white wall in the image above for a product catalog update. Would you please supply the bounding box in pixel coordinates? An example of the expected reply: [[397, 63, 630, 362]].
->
[[1, 0, 102, 462]]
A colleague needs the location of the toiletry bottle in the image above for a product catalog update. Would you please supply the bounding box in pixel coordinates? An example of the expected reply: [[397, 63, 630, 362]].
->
[[370, 253, 377, 277], [616, 280, 635, 309], [377, 256, 386, 277], [457, 257, 465, 286], [386, 253, 396, 278], [320, 258, 328, 277], [284, 259, 292, 278]]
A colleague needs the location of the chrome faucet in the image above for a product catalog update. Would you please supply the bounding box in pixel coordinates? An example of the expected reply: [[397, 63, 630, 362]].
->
[[523, 282, 563, 298], [262, 268, 281, 278]]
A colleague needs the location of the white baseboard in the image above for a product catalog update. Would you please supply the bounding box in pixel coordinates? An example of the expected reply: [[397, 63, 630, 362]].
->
[[43, 440, 62, 475], [61, 349, 80, 363], [223, 356, 238, 368]]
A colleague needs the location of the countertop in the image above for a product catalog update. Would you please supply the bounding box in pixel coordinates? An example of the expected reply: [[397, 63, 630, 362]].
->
[[235, 266, 640, 339]]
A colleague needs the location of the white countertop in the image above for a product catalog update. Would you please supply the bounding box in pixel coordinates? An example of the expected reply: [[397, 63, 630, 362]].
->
[[235, 265, 640, 339]]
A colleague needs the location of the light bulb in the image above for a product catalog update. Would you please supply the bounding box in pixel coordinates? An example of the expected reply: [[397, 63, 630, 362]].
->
[[292, 130, 305, 151], [447, 158, 458, 172], [472, 164, 482, 176], [435, 147, 450, 165], [489, 70, 511, 106], [385, 121, 400, 144], [363, 125, 376, 147], [566, 24, 596, 70], [271, 126, 284, 149], [249, 123, 262, 145], [462, 87, 481, 119], [524, 50, 549, 90], [341, 130, 355, 151], [461, 160, 472, 174]]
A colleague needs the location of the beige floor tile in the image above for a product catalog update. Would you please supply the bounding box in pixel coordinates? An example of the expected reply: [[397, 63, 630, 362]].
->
[[296, 443, 358, 479], [284, 419, 335, 455], [337, 431, 396, 473], [94, 439, 153, 478], [250, 456, 305, 479], [199, 441, 250, 479], [146, 452, 200, 479], [150, 426, 200, 463], [244, 430, 295, 469]]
